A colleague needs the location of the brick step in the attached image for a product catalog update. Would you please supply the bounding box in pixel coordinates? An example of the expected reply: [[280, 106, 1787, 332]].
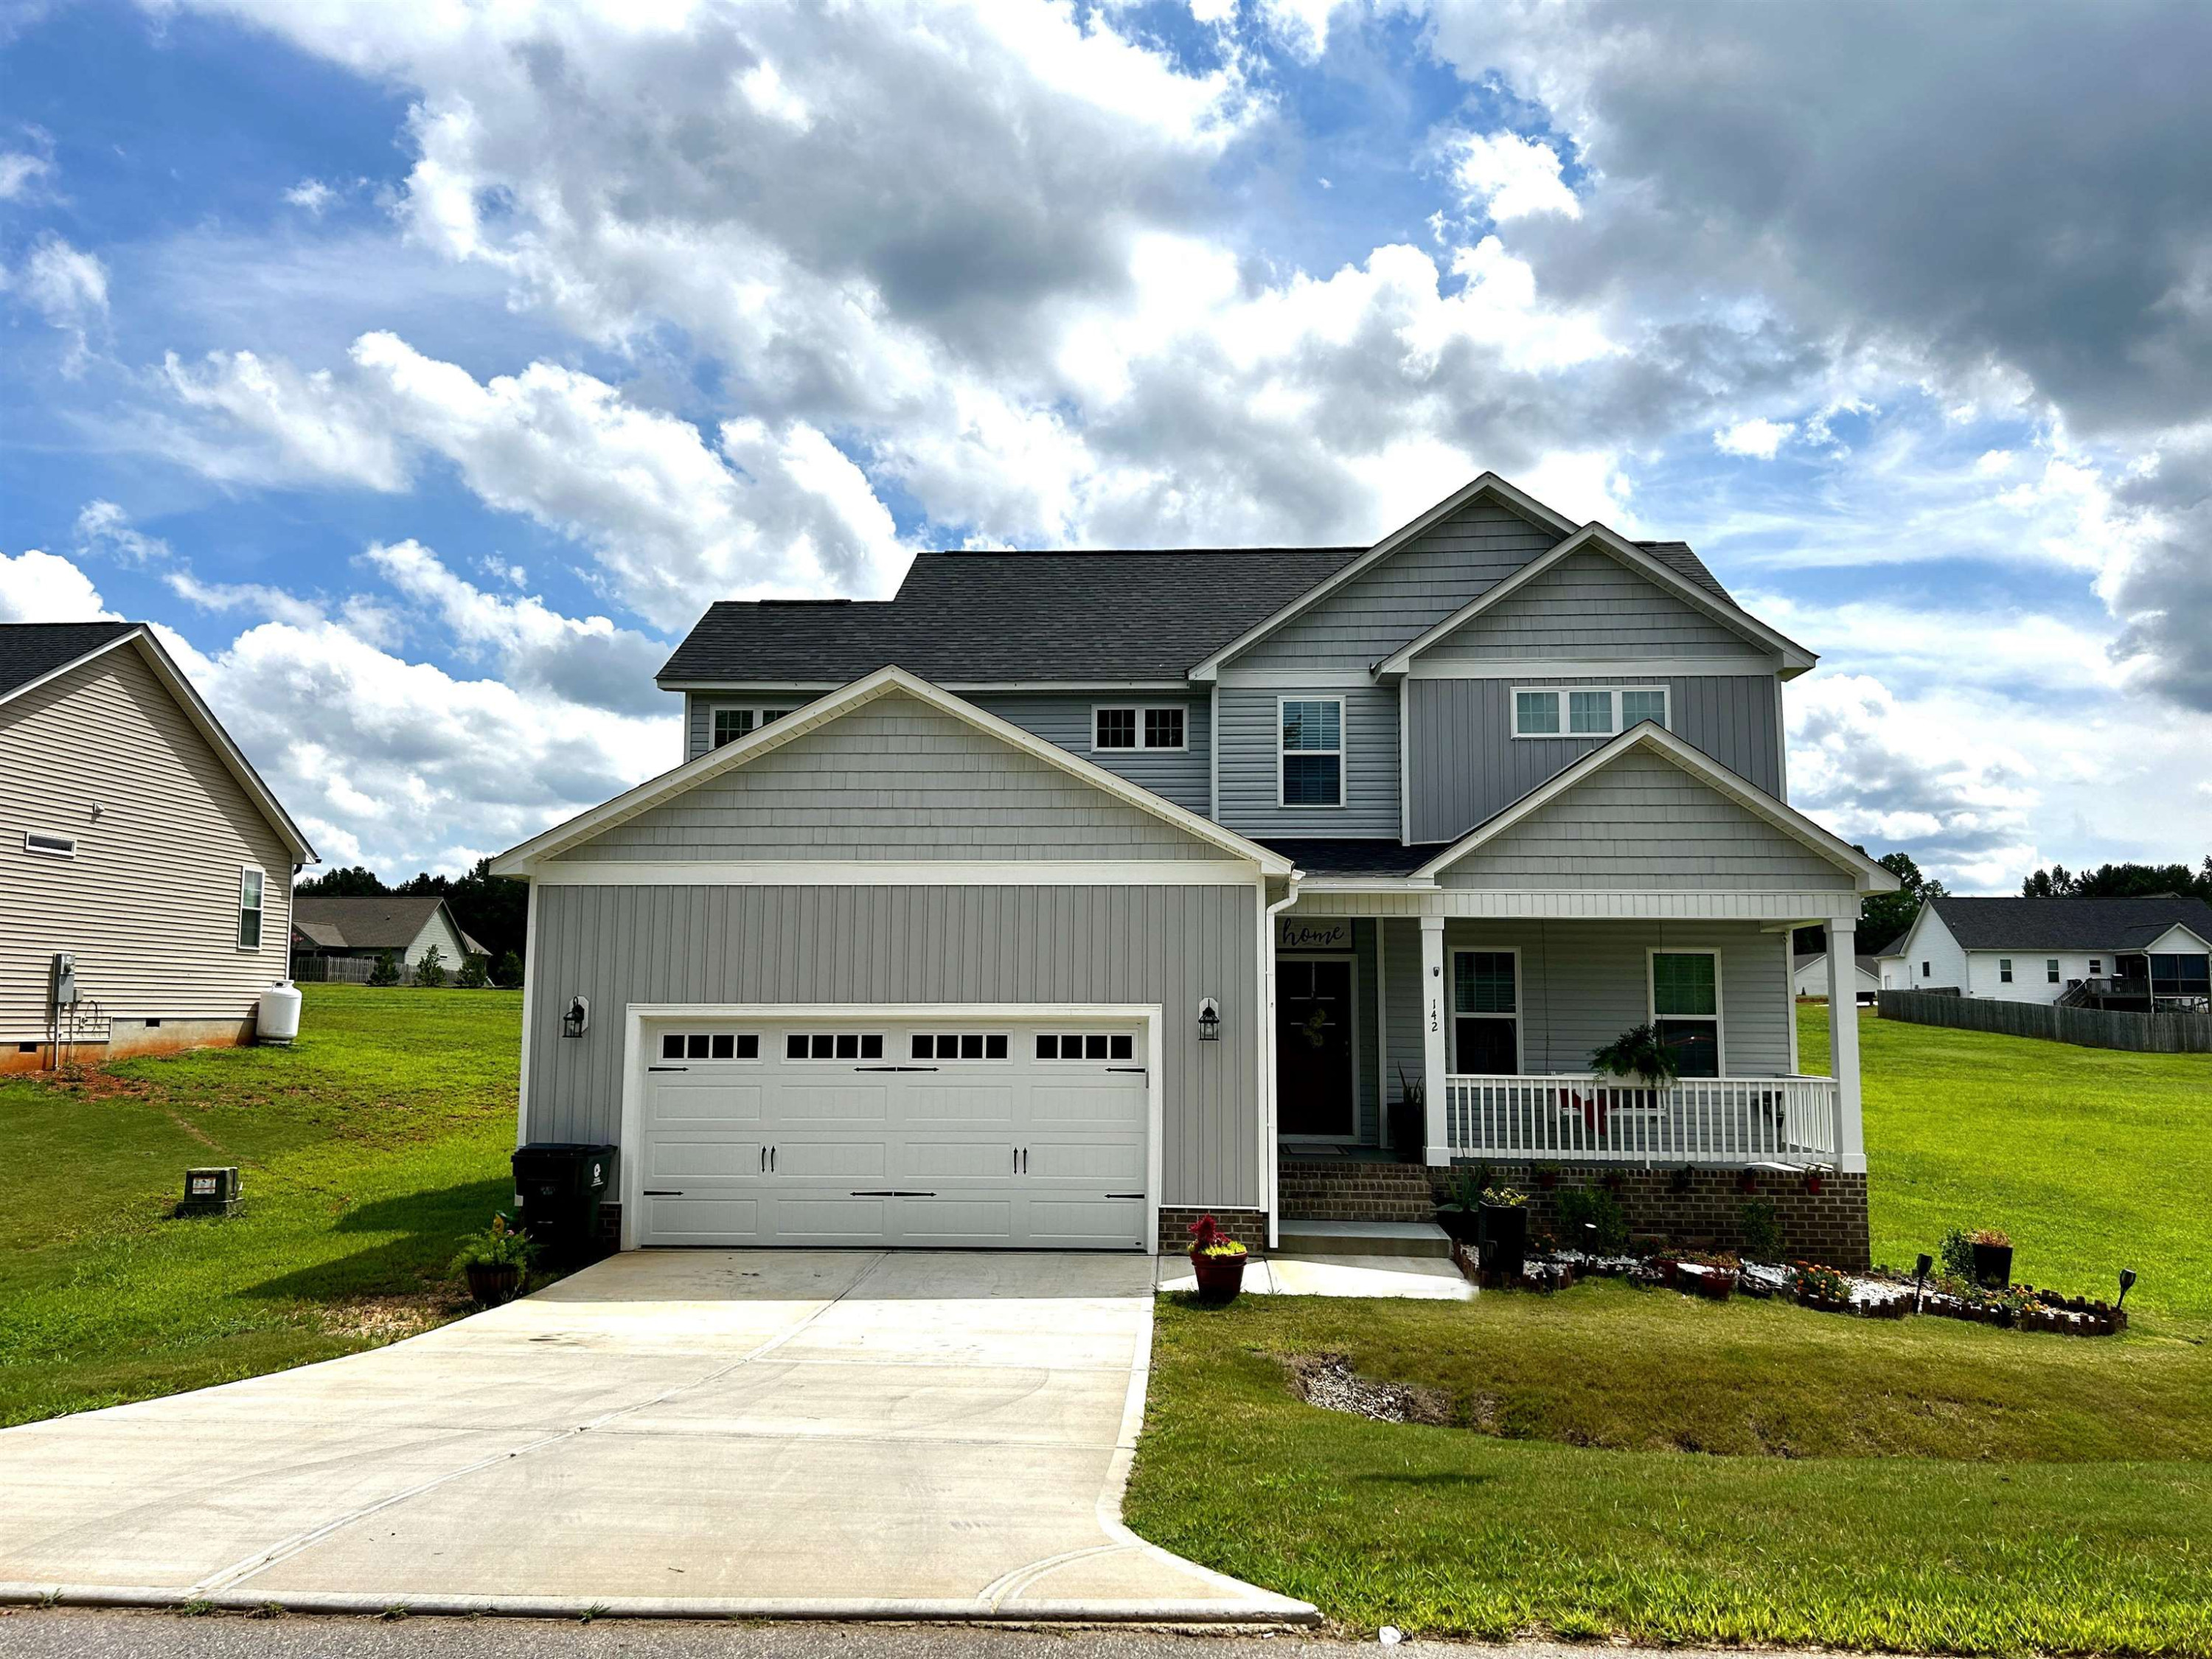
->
[[1279, 1159, 1439, 1222]]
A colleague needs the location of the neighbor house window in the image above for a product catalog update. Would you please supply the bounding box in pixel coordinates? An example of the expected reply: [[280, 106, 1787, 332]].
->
[[1999, 959, 2014, 984], [711, 706, 787, 748], [1651, 950, 1720, 1078], [1279, 698, 1343, 807], [2089, 959, 2102, 976], [2047, 959, 2060, 983], [1921, 961, 1931, 978], [2150, 954, 2211, 998], [1092, 706, 1187, 751], [1451, 950, 1519, 1075], [1512, 686, 1670, 739], [237, 866, 264, 950]]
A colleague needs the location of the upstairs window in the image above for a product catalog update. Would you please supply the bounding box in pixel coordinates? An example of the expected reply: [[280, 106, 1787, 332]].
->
[[1092, 705, 1186, 751], [711, 706, 788, 748], [1512, 686, 1671, 739], [237, 866, 264, 950], [1279, 698, 1343, 807]]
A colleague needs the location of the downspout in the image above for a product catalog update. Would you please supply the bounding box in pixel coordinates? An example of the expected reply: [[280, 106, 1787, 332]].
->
[[1261, 870, 1303, 1251]]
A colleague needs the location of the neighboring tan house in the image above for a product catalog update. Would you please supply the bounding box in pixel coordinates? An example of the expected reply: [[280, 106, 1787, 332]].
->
[[490, 472, 1898, 1263], [2, 622, 315, 1072], [1877, 895, 2212, 1011], [291, 895, 484, 978], [1793, 950, 1879, 1004]]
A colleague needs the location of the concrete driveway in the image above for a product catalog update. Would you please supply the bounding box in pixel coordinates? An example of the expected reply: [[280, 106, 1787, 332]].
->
[[0, 1251, 1311, 1623]]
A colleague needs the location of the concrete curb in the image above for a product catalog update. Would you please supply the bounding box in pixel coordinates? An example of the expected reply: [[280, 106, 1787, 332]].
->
[[0, 1585, 1322, 1624]]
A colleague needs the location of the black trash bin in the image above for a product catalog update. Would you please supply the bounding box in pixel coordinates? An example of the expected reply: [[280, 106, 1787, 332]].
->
[[512, 1142, 617, 1266]]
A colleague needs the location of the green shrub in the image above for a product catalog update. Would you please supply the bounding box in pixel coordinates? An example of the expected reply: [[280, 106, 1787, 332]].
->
[[449, 1213, 535, 1278], [366, 950, 401, 987], [1739, 1197, 1781, 1261], [1938, 1225, 1975, 1281], [414, 945, 446, 988], [1557, 1184, 1627, 1252], [455, 955, 490, 990], [493, 950, 524, 989]]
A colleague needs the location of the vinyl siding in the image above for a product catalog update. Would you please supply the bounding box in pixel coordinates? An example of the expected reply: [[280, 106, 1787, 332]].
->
[[1237, 501, 1562, 672], [1373, 920, 1796, 1079], [962, 692, 1211, 815], [566, 692, 1238, 863], [684, 692, 818, 762], [524, 882, 1263, 1208], [1215, 684, 1399, 838], [403, 907, 473, 970], [1436, 748, 1857, 891], [1, 644, 294, 1042], [1408, 675, 1783, 843], [1419, 548, 1767, 663]]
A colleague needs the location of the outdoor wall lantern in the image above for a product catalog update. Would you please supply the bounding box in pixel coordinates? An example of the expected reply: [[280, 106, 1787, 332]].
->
[[1197, 997, 1221, 1042], [561, 995, 589, 1038]]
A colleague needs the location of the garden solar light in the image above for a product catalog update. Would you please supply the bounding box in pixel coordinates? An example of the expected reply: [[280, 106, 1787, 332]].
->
[[2118, 1267, 2137, 1310], [1913, 1253, 1933, 1313]]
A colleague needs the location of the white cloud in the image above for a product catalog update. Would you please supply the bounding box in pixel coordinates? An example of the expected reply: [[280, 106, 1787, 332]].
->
[[74, 498, 327, 628], [1447, 130, 1581, 223], [0, 547, 117, 622], [161, 347, 410, 490], [1714, 417, 1795, 459], [282, 177, 338, 215], [5, 233, 109, 373], [0, 150, 51, 200]]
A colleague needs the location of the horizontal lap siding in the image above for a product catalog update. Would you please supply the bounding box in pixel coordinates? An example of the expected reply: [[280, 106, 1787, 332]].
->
[[526, 883, 1262, 1208], [1409, 675, 1782, 843], [1, 647, 293, 1041], [1216, 685, 1399, 838], [1420, 549, 1764, 661], [569, 694, 1234, 863], [1440, 750, 1854, 891], [964, 692, 1211, 815]]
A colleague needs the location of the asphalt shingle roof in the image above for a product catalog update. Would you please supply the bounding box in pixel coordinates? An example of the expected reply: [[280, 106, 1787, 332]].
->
[[659, 536, 1739, 686], [0, 622, 140, 698], [1925, 896, 2212, 952], [1256, 839, 1439, 878], [291, 896, 479, 954]]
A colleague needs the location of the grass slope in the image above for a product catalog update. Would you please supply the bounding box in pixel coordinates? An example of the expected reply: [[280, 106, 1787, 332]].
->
[[0, 987, 520, 1427]]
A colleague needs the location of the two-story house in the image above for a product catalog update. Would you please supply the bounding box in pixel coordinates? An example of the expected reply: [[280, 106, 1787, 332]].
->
[[490, 474, 1895, 1263]]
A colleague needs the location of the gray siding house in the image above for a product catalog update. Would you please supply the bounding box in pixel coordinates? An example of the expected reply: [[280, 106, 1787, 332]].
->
[[493, 474, 1894, 1258]]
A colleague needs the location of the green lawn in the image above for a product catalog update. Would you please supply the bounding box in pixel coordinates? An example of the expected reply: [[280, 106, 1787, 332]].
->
[[0, 986, 522, 1427], [1128, 1006, 2212, 1652]]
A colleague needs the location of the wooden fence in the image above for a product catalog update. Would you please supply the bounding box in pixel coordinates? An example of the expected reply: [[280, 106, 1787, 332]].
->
[[289, 953, 378, 984], [1879, 988, 2212, 1054]]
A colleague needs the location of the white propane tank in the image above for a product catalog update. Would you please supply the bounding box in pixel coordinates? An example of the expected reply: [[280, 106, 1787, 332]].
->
[[257, 981, 304, 1046]]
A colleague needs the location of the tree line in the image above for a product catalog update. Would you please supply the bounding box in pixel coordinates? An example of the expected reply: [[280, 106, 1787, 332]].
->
[[1802, 852, 2209, 960]]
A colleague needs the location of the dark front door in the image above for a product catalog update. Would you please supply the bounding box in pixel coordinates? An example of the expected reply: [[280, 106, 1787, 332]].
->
[[1279, 956, 1355, 1138]]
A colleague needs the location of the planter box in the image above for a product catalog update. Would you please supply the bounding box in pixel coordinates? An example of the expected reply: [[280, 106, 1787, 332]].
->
[[1478, 1202, 1528, 1277], [465, 1262, 522, 1307], [1971, 1241, 2014, 1289]]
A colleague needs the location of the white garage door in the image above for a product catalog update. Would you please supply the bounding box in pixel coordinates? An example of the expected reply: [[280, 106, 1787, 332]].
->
[[635, 1015, 1151, 1250]]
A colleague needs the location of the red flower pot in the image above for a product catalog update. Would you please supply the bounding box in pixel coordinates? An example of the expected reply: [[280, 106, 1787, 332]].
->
[[1190, 1249, 1248, 1302], [1804, 1172, 1825, 1194]]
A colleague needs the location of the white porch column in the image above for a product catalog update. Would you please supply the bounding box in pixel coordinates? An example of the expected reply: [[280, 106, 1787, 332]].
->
[[1420, 914, 1449, 1166], [1826, 917, 1866, 1172]]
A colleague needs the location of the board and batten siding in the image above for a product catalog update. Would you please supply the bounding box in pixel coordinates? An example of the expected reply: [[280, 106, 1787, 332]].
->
[[566, 693, 1238, 863], [1, 644, 293, 1043], [524, 882, 1264, 1209], [1437, 749, 1856, 892], [1237, 501, 1563, 673], [1214, 684, 1399, 839], [1417, 548, 1767, 664], [1408, 675, 1784, 844]]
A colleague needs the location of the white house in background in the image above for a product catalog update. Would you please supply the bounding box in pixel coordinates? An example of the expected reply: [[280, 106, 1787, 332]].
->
[[1, 622, 315, 1072], [291, 895, 484, 975], [1876, 895, 2212, 1009], [1793, 950, 1878, 1004]]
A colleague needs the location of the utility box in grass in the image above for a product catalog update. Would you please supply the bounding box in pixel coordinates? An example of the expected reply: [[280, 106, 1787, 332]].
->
[[179, 1166, 242, 1217], [512, 1143, 616, 1265]]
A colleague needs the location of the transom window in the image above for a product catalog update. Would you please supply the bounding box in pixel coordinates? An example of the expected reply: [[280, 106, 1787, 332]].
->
[[1512, 686, 1671, 739], [1091, 705, 1187, 751], [711, 705, 789, 748], [911, 1032, 1012, 1061], [237, 866, 264, 950], [661, 1032, 761, 1060], [1650, 950, 1721, 1078], [1279, 698, 1343, 807], [1451, 950, 1520, 1075], [785, 1032, 886, 1061], [1036, 1032, 1136, 1061]]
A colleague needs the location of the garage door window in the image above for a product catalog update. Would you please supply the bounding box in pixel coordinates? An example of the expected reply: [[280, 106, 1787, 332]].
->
[[660, 1032, 760, 1060], [787, 1032, 886, 1060], [1037, 1032, 1135, 1061], [911, 1032, 1011, 1060]]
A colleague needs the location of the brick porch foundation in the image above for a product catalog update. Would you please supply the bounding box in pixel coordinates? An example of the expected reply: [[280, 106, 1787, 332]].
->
[[1156, 1206, 1268, 1253]]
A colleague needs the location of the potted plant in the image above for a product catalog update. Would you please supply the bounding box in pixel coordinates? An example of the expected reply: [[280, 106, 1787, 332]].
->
[[1187, 1214, 1249, 1303], [1478, 1186, 1531, 1277], [451, 1212, 536, 1307], [1433, 1167, 1484, 1243], [1969, 1228, 2013, 1289], [1589, 1023, 1681, 1089], [1803, 1166, 1826, 1195]]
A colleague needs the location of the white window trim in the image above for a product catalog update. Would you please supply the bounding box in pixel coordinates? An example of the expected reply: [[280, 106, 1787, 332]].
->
[[1999, 958, 2014, 984], [237, 864, 266, 952], [24, 830, 77, 858], [1088, 703, 1189, 754], [707, 703, 792, 748], [1511, 684, 1672, 740], [1276, 695, 1346, 810], [1276, 951, 1362, 1141], [1448, 945, 1525, 1074], [1646, 946, 1725, 1077]]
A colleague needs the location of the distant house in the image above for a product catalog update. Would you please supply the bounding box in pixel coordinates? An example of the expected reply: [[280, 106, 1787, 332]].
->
[[1793, 950, 1879, 1004], [2, 622, 315, 1072], [290, 896, 484, 978], [1876, 896, 2212, 1011]]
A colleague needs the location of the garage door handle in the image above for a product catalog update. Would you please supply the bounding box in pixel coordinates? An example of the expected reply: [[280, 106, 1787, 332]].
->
[[1107, 1193, 1144, 1199], [854, 1065, 937, 1072], [849, 1190, 937, 1197], [1107, 1065, 1147, 1074], [648, 1065, 689, 1073], [644, 1189, 684, 1197]]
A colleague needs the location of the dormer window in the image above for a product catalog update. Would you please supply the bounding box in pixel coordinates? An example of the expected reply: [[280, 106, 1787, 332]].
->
[[1512, 686, 1670, 739]]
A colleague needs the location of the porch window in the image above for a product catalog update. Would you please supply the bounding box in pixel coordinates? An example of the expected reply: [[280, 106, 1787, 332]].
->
[[1279, 698, 1343, 807], [1650, 950, 1720, 1078], [1451, 950, 1519, 1074]]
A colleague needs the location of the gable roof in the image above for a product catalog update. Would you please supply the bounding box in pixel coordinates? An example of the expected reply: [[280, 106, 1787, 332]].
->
[[291, 894, 481, 954], [657, 548, 1363, 686], [1373, 523, 1816, 678], [492, 666, 1295, 877], [1411, 722, 1900, 890], [1921, 895, 2212, 952], [1795, 950, 1882, 978], [1, 622, 316, 863]]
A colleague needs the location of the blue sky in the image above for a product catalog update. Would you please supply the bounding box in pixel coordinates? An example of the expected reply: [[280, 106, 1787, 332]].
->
[[4, 0, 2208, 886]]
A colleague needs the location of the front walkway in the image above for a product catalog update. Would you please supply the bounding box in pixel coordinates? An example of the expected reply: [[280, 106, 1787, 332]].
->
[[0, 1252, 1312, 1623]]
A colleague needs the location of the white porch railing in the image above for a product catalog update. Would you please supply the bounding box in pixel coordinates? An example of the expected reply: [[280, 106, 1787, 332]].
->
[[1444, 1073, 1840, 1167]]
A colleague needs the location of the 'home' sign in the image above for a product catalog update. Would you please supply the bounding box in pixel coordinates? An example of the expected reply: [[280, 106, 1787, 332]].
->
[[1277, 918, 1352, 950]]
